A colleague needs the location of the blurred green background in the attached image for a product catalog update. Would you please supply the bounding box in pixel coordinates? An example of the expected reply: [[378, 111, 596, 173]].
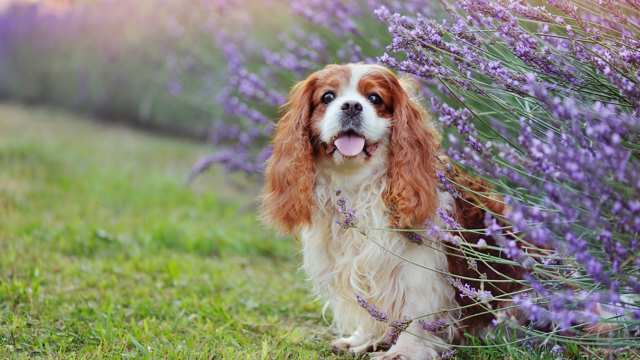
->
[[0, 0, 289, 138]]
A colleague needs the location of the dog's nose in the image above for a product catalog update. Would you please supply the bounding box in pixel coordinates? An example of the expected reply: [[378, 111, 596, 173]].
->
[[341, 101, 363, 116]]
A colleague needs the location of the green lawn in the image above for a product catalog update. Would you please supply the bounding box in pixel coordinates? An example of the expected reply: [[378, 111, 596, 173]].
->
[[0, 104, 342, 359], [0, 104, 626, 360]]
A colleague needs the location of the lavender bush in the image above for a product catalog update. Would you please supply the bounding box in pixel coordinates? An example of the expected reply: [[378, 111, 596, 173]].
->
[[378, 0, 639, 355]]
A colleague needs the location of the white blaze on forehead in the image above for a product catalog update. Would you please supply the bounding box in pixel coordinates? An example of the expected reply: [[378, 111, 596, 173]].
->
[[347, 64, 387, 87], [318, 64, 391, 144]]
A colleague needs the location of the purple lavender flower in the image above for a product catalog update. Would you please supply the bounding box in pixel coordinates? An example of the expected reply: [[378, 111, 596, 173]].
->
[[356, 294, 388, 322], [418, 318, 449, 334], [437, 207, 461, 229], [441, 349, 456, 359], [336, 193, 358, 229], [448, 277, 493, 303], [437, 171, 459, 198], [550, 344, 564, 356], [426, 223, 462, 245], [382, 319, 411, 346], [405, 232, 424, 244]]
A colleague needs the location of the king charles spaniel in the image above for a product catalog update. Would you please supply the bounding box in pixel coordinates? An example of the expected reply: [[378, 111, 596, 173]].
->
[[261, 64, 523, 359]]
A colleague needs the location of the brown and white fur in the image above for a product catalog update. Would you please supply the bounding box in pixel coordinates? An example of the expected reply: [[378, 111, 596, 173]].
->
[[261, 63, 520, 359]]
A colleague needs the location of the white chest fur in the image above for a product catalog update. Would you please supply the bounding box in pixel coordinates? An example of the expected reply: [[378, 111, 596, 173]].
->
[[299, 157, 459, 344]]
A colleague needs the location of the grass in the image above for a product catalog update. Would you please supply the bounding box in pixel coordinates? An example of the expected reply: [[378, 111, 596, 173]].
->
[[0, 104, 629, 359], [0, 104, 341, 359]]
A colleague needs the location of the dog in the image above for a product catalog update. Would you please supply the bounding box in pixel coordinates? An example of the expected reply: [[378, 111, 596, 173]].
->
[[261, 63, 524, 359]]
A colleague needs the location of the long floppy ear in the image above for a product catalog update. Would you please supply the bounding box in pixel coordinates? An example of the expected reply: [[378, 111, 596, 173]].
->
[[261, 77, 316, 234], [383, 78, 440, 229]]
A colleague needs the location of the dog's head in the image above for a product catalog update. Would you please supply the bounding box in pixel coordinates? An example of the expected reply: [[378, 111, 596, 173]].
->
[[262, 63, 440, 233]]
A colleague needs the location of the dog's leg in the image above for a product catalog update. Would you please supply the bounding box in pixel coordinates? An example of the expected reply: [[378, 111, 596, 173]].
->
[[371, 249, 457, 359]]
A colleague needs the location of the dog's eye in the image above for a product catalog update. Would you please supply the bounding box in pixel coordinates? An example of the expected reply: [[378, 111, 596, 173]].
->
[[321, 91, 336, 104], [367, 93, 382, 105]]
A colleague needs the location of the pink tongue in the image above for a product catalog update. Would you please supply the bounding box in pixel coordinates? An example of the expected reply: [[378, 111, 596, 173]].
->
[[334, 135, 365, 157]]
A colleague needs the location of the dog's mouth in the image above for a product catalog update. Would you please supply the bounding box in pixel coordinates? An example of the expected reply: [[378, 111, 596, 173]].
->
[[325, 130, 379, 158]]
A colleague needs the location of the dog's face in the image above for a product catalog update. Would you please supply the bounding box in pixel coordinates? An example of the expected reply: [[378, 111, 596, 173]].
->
[[310, 64, 395, 164], [262, 63, 440, 233]]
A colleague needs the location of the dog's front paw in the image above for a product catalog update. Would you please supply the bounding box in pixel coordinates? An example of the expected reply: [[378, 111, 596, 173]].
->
[[331, 337, 371, 354], [331, 337, 355, 353], [331, 332, 378, 354]]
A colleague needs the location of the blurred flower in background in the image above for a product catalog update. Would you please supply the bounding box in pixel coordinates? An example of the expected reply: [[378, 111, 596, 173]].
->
[[0, 0, 276, 138]]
